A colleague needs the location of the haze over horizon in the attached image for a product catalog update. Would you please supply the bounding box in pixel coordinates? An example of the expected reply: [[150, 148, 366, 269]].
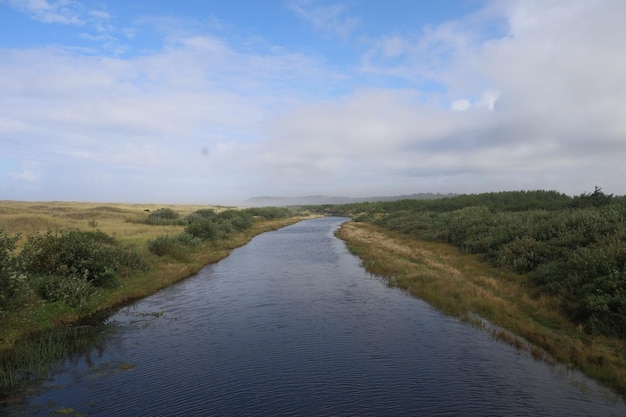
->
[[2, 0, 625, 205]]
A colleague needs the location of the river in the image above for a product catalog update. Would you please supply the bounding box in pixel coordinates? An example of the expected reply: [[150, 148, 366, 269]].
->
[[5, 217, 626, 416]]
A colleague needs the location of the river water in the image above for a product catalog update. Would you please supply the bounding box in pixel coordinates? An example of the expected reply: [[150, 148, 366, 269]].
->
[[5, 217, 626, 416]]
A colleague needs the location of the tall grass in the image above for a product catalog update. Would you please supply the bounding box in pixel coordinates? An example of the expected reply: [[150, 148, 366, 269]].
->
[[0, 324, 105, 394]]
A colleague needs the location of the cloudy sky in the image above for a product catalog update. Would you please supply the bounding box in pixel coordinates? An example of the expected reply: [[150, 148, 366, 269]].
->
[[1, 0, 625, 204]]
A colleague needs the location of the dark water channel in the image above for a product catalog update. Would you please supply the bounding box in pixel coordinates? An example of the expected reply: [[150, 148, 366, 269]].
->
[[6, 217, 626, 416]]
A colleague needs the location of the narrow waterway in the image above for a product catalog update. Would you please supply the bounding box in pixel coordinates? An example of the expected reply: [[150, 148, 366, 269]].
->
[[6, 217, 626, 416]]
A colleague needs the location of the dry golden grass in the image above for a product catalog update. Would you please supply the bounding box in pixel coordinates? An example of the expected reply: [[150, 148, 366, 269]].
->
[[0, 200, 222, 247], [337, 221, 626, 399]]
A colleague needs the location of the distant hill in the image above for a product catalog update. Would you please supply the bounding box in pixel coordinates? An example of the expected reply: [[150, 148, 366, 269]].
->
[[242, 193, 455, 207]]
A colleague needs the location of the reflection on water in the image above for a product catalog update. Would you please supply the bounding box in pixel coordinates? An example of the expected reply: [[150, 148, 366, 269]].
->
[[3, 217, 626, 416], [0, 322, 110, 399]]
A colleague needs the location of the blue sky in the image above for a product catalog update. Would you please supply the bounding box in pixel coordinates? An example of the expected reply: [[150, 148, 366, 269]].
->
[[1, 0, 625, 204]]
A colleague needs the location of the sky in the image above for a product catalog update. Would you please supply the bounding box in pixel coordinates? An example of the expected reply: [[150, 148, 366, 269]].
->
[[1, 0, 625, 205]]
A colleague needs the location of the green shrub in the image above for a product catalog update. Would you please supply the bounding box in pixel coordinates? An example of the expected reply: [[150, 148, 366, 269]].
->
[[148, 233, 202, 259], [0, 231, 30, 313], [184, 209, 253, 242], [34, 274, 96, 308], [149, 208, 179, 220], [142, 208, 185, 225], [121, 249, 151, 273], [218, 210, 253, 230], [18, 230, 125, 288], [185, 220, 222, 241], [244, 207, 292, 219], [191, 209, 217, 220]]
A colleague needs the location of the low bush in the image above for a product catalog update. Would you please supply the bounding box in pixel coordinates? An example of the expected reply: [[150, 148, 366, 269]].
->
[[34, 274, 96, 308], [148, 233, 202, 259], [19, 230, 131, 289], [218, 210, 253, 230], [185, 220, 225, 241], [244, 207, 293, 219], [0, 231, 29, 313], [141, 208, 186, 225], [185, 209, 254, 242], [149, 207, 179, 220]]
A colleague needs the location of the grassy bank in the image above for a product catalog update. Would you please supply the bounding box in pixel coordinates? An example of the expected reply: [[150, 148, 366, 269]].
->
[[337, 221, 626, 399], [0, 201, 311, 351]]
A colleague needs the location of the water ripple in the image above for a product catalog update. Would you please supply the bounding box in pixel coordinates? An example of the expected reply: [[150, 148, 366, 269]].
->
[[9, 218, 626, 417]]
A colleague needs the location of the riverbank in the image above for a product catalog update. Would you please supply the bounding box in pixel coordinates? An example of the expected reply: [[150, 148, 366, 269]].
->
[[0, 200, 313, 351], [336, 221, 626, 399]]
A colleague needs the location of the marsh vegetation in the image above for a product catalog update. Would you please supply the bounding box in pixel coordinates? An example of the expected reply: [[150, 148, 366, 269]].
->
[[317, 189, 626, 397]]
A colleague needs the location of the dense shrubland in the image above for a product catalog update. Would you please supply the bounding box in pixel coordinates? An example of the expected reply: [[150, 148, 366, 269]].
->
[[147, 207, 294, 258], [319, 188, 626, 338], [0, 229, 148, 315]]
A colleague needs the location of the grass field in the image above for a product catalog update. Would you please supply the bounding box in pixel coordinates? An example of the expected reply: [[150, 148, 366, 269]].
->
[[0, 200, 212, 246]]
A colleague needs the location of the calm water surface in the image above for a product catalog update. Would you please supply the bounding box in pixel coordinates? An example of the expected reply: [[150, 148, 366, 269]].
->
[[7, 217, 626, 416]]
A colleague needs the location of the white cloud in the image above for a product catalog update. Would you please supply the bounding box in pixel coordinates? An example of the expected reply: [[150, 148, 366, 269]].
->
[[451, 90, 499, 111], [0, 33, 346, 202], [10, 169, 38, 182], [2, 1, 626, 202], [3, 0, 85, 25], [451, 99, 471, 111], [476, 90, 499, 111], [2, 0, 129, 55], [287, 0, 360, 39], [257, 0, 626, 197]]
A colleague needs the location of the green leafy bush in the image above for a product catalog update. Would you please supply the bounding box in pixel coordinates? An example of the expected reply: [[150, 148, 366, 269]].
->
[[148, 233, 202, 259], [149, 208, 179, 220], [142, 208, 185, 225], [244, 207, 293, 219], [0, 231, 29, 313], [185, 220, 223, 241], [34, 274, 96, 308], [218, 210, 253, 230], [191, 209, 217, 219], [19, 230, 126, 288], [184, 209, 254, 242]]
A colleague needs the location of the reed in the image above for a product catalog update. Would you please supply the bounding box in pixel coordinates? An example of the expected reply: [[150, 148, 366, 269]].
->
[[336, 221, 626, 399], [0, 324, 105, 397]]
